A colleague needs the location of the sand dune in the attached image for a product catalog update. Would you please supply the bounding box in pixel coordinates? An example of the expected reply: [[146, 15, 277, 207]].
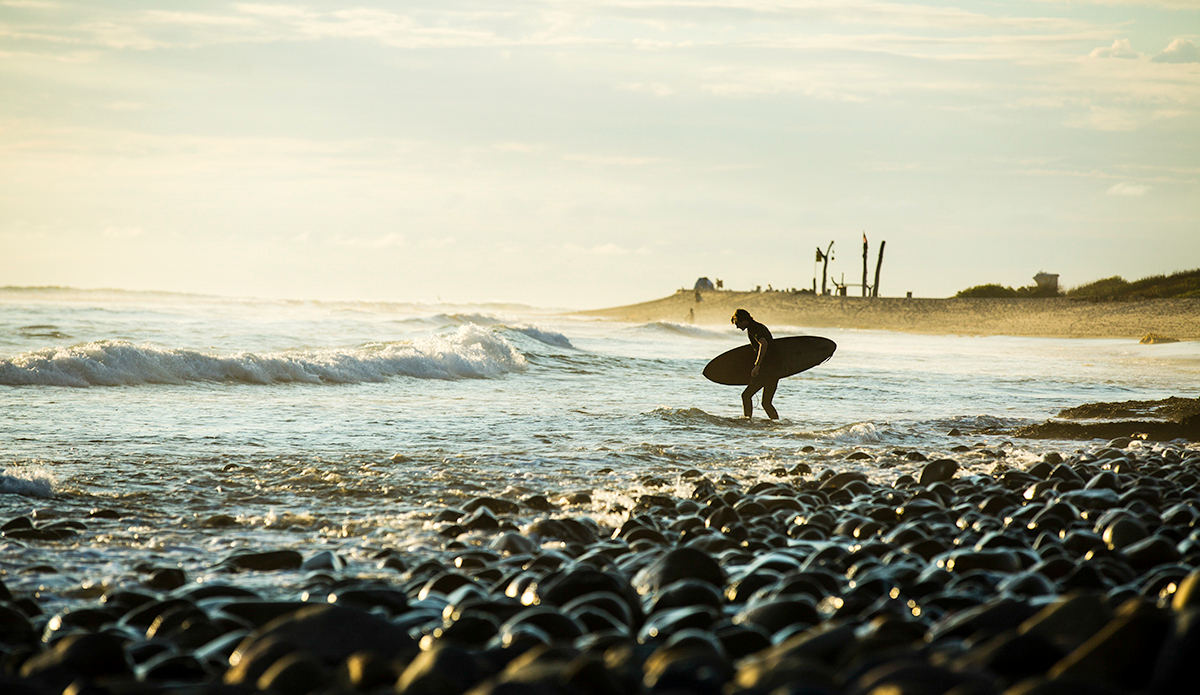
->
[[581, 290, 1200, 340]]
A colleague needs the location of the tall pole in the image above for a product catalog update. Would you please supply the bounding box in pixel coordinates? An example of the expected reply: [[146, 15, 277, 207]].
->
[[821, 241, 834, 295], [861, 232, 868, 297], [872, 240, 886, 298]]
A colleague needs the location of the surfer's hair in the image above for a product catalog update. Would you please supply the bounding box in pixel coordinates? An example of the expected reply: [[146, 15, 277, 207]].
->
[[731, 309, 752, 324]]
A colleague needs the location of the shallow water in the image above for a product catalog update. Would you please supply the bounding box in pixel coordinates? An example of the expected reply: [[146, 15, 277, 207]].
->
[[1, 288, 1197, 605]]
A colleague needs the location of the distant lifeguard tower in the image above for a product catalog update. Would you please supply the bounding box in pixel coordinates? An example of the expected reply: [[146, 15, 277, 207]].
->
[[1034, 272, 1059, 294]]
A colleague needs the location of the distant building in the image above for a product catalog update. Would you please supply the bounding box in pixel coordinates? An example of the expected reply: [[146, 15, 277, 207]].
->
[[694, 277, 715, 291], [1034, 272, 1059, 293]]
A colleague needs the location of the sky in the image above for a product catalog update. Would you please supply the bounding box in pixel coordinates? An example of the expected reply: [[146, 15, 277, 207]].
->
[[1, 1, 1197, 309]]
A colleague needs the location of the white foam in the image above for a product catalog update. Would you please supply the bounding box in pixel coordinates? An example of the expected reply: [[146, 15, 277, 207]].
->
[[0, 468, 55, 498], [821, 422, 884, 444], [0, 325, 527, 387]]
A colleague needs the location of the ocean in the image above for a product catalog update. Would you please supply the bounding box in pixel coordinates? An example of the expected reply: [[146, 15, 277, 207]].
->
[[2, 287, 1197, 605]]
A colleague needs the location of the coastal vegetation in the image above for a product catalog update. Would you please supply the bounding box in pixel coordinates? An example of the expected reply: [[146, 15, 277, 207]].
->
[[956, 268, 1200, 300], [1066, 268, 1200, 300], [954, 283, 1059, 298]]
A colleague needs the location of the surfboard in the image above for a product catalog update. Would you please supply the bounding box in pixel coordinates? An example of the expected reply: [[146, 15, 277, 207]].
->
[[703, 335, 836, 386]]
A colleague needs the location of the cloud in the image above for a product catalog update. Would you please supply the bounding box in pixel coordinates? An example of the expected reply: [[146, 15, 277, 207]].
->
[[1152, 38, 1200, 64], [1089, 38, 1139, 59], [1106, 182, 1150, 196], [619, 82, 677, 96]]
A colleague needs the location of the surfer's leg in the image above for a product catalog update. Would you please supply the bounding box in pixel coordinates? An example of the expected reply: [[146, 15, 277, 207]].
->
[[741, 382, 761, 418], [761, 379, 779, 419]]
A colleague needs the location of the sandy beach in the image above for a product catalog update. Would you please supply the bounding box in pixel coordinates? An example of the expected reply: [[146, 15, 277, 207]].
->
[[581, 290, 1200, 340]]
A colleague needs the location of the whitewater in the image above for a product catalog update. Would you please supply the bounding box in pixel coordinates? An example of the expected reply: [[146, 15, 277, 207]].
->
[[1, 287, 1197, 604]]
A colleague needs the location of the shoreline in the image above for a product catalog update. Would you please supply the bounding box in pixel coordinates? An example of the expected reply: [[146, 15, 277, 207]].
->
[[579, 290, 1200, 340]]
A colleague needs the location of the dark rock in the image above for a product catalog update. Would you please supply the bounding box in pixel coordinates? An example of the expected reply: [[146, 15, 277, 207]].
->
[[220, 549, 304, 571], [19, 632, 132, 692], [733, 598, 819, 637], [953, 630, 1064, 686], [341, 650, 401, 691], [236, 605, 418, 666], [439, 646, 521, 695], [301, 550, 345, 571], [920, 459, 959, 485], [464, 497, 520, 515], [0, 603, 35, 647], [500, 607, 585, 643], [138, 651, 211, 682], [215, 600, 309, 629], [638, 605, 719, 642], [252, 652, 328, 694], [632, 547, 726, 595], [647, 579, 724, 613], [1048, 598, 1171, 691], [224, 637, 303, 686], [144, 567, 188, 591]]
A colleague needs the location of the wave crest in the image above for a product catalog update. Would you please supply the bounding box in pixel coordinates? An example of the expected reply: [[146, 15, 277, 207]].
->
[[0, 325, 527, 387], [0, 468, 55, 498]]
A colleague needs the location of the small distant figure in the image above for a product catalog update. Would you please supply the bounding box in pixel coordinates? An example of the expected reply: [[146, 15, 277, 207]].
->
[[687, 308, 695, 323], [731, 309, 779, 419]]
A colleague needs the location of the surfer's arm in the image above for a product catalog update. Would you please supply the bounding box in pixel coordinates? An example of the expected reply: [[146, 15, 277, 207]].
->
[[752, 336, 769, 377]]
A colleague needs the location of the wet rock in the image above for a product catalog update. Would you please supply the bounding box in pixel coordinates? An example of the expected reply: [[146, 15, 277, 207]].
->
[[632, 547, 726, 595], [920, 459, 959, 484], [225, 636, 302, 687], [734, 598, 819, 637], [301, 550, 345, 571], [237, 604, 418, 666], [144, 567, 188, 591], [639, 605, 719, 642], [0, 603, 36, 647], [20, 632, 131, 692], [257, 651, 330, 695], [500, 607, 586, 643], [464, 497, 520, 515], [1048, 599, 1171, 691], [220, 549, 304, 571], [397, 643, 485, 694]]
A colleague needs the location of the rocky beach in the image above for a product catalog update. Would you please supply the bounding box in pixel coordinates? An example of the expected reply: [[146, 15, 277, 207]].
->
[[583, 291, 1200, 341], [4, 434, 1200, 694]]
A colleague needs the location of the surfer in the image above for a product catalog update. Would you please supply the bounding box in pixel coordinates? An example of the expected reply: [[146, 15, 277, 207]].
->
[[731, 309, 779, 419]]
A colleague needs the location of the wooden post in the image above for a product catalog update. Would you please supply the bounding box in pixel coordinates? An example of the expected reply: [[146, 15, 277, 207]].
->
[[821, 241, 834, 295], [861, 233, 868, 297], [872, 240, 886, 297]]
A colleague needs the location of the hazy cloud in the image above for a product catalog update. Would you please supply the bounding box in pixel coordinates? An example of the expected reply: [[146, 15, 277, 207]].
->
[[1089, 38, 1139, 59], [1107, 181, 1150, 196], [1153, 38, 1200, 64]]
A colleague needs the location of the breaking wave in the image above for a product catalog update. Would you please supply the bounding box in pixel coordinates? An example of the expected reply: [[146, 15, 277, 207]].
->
[[0, 325, 528, 387], [508, 325, 574, 349], [0, 469, 55, 498]]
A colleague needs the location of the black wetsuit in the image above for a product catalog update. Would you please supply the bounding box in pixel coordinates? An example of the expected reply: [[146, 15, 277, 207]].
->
[[742, 320, 779, 419]]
